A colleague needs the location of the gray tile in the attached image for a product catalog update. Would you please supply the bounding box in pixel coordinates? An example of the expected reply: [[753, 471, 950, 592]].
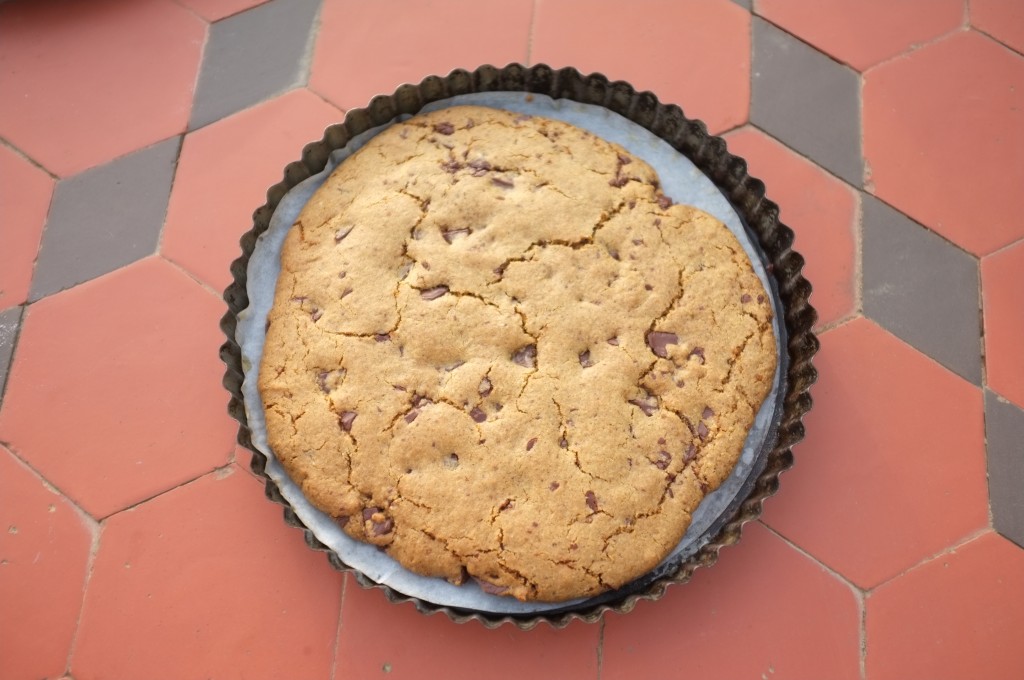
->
[[189, 0, 321, 130], [0, 306, 22, 403], [751, 17, 863, 186], [29, 138, 180, 301], [986, 390, 1024, 549], [862, 194, 982, 384], [731, 0, 752, 10]]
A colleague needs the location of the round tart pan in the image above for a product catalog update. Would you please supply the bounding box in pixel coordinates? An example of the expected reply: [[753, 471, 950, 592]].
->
[[219, 64, 819, 628]]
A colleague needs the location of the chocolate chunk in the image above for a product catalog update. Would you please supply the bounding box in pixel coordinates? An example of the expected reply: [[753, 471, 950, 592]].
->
[[362, 507, 379, 522], [475, 579, 509, 596], [569, 543, 578, 551], [470, 407, 487, 423], [628, 397, 657, 417], [617, 154, 632, 165], [442, 228, 470, 244], [526, 437, 538, 451], [441, 159, 463, 173], [433, 122, 455, 135], [559, 436, 568, 449], [655, 450, 672, 470], [468, 158, 492, 176], [374, 333, 390, 343], [316, 371, 330, 393], [578, 350, 593, 368], [689, 347, 706, 364], [702, 406, 714, 419], [549, 481, 560, 491], [684, 444, 697, 463], [653, 218, 662, 227], [658, 437, 666, 445], [339, 411, 357, 432], [656, 195, 673, 209], [607, 336, 620, 346], [741, 293, 752, 303], [499, 498, 514, 512], [478, 377, 493, 397], [493, 262, 509, 277], [585, 491, 598, 512], [334, 226, 353, 243], [310, 309, 323, 322], [338, 271, 347, 279], [628, 200, 637, 209], [646, 331, 679, 358], [491, 177, 514, 189], [420, 285, 449, 300], [632, 238, 644, 245], [372, 518, 393, 536], [340, 288, 353, 300], [335, 515, 350, 528], [404, 410, 419, 424], [644, 284, 653, 291], [697, 422, 709, 439], [757, 294, 765, 303], [512, 344, 537, 368], [608, 176, 628, 188]]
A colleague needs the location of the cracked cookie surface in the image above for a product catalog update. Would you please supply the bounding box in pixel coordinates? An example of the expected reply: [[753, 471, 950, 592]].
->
[[258, 105, 777, 602]]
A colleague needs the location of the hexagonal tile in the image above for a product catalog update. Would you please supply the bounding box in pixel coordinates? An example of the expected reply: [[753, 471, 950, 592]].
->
[[176, 0, 271, 22], [602, 522, 861, 680], [983, 240, 1024, 409], [866, 531, 1024, 680], [0, 145, 52, 309], [163, 89, 343, 292], [70, 467, 342, 679], [189, 0, 321, 130], [0, 0, 204, 177], [532, 0, 750, 134], [862, 194, 982, 385], [971, 0, 1024, 55], [751, 17, 862, 186], [724, 126, 857, 327], [334, 580, 599, 680], [761, 318, 988, 588], [986, 390, 1024, 548], [864, 31, 1024, 255], [311, 0, 532, 112], [30, 137, 180, 302], [756, 0, 964, 71], [0, 445, 94, 680], [0, 257, 236, 519]]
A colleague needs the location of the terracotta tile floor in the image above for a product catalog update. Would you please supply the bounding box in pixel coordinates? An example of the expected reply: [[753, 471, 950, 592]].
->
[[1, 1, 1022, 678]]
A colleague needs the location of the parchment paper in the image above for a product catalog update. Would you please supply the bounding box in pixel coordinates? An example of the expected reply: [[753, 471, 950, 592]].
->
[[235, 92, 783, 614]]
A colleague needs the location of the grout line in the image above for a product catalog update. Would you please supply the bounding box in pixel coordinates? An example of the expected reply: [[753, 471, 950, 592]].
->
[[159, 254, 229, 304], [296, 0, 324, 87], [867, 527, 992, 593], [747, 123, 863, 199], [757, 521, 864, 594], [0, 305, 26, 407], [813, 311, 860, 336], [859, 593, 867, 680], [63, 516, 102, 677], [852, 186, 864, 317], [973, 26, 1024, 60], [984, 233, 1024, 259], [185, 5, 212, 134], [862, 25, 967, 76], [306, 86, 346, 117], [963, 0, 971, 27], [752, 13, 864, 73], [525, 0, 538, 66], [95, 461, 236, 521], [982, 387, 995, 527], [153, 135, 185, 258], [169, 0, 208, 24], [0, 136, 60, 180], [2, 444, 100, 524], [330, 574, 348, 680], [595, 616, 605, 680]]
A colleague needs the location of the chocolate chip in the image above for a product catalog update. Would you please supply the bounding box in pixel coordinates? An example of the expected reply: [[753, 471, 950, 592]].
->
[[628, 200, 637, 209], [441, 159, 463, 173], [338, 271, 347, 279], [549, 481, 560, 491], [375, 333, 390, 343], [491, 177, 514, 189], [697, 422, 709, 439], [646, 331, 679, 358], [404, 410, 419, 424], [444, 453, 459, 470], [442, 228, 470, 244], [607, 336, 619, 346], [617, 154, 632, 165], [339, 411, 357, 432], [316, 371, 330, 393], [757, 294, 765, 303], [475, 579, 509, 596], [310, 308, 323, 322], [433, 122, 455, 135], [372, 518, 393, 536], [702, 406, 714, 419], [397, 262, 412, 280], [653, 218, 662, 227], [689, 347, 706, 364], [499, 498, 514, 512], [470, 407, 487, 423], [632, 238, 644, 245], [658, 437, 666, 445], [741, 293, 752, 303], [493, 262, 509, 277], [362, 507, 379, 521], [585, 491, 598, 512], [468, 159, 492, 176], [628, 397, 658, 417], [559, 436, 568, 449], [685, 444, 697, 462], [334, 226, 353, 243], [608, 176, 628, 188], [478, 377, 493, 397], [420, 285, 449, 300], [655, 450, 672, 470], [569, 543, 578, 551], [644, 284, 653, 291], [578, 350, 593, 368], [526, 437, 538, 451], [512, 344, 537, 368], [656, 195, 673, 210], [335, 515, 350, 528]]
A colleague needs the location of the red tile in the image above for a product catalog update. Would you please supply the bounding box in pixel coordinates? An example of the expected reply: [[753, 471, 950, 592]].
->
[[0, 445, 93, 680], [0, 145, 52, 309], [0, 0, 203, 176], [971, 0, 1024, 55], [983, 241, 1024, 408], [334, 579, 599, 679], [757, 0, 963, 71], [0, 257, 236, 518], [70, 468, 342, 679], [532, 0, 750, 134], [602, 523, 860, 680], [761, 318, 988, 588], [311, 0, 532, 112], [864, 31, 1024, 255], [866, 531, 1024, 680], [725, 127, 857, 327], [175, 0, 269, 22], [162, 89, 343, 292]]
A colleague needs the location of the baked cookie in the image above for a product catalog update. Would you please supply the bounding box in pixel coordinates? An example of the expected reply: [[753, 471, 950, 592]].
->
[[258, 105, 776, 602]]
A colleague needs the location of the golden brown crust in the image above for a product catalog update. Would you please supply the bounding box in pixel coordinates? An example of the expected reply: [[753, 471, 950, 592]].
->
[[258, 105, 776, 602]]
